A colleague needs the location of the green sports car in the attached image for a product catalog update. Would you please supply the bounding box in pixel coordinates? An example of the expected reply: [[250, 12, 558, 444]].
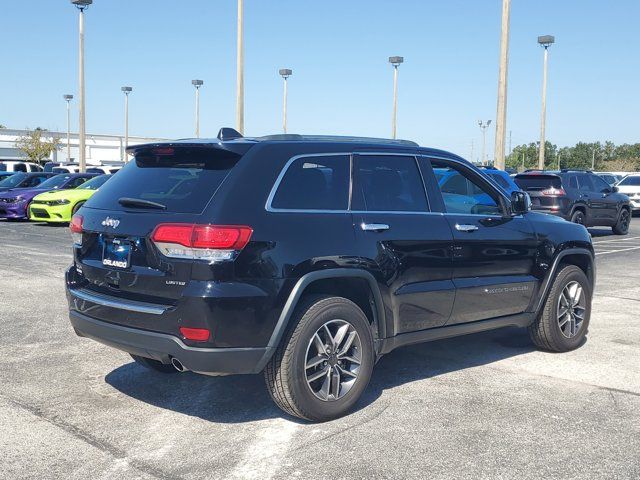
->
[[29, 174, 111, 223]]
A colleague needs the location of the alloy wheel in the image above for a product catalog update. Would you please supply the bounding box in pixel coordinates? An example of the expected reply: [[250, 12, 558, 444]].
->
[[557, 281, 586, 338], [619, 210, 630, 231], [304, 319, 362, 401]]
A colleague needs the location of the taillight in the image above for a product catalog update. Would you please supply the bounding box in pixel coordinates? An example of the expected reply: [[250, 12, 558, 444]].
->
[[179, 327, 210, 342], [70, 214, 83, 246], [151, 223, 253, 262], [541, 187, 566, 196]]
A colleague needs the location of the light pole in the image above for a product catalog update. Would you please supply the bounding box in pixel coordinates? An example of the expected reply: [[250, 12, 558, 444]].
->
[[71, 0, 92, 172], [279, 69, 292, 133], [493, 0, 511, 170], [478, 120, 492, 165], [121, 86, 132, 161], [389, 56, 404, 139], [537, 35, 555, 170], [63, 94, 73, 162], [192, 80, 204, 137], [236, 0, 244, 134]]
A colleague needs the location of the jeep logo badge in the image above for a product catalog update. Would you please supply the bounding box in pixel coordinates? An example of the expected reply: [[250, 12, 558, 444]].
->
[[101, 217, 120, 229]]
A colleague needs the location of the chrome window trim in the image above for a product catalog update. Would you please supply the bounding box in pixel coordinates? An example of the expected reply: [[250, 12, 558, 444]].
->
[[266, 150, 435, 215]]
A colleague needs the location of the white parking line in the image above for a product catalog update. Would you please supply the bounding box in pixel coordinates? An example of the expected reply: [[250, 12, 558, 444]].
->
[[595, 245, 640, 256], [592, 235, 640, 244]]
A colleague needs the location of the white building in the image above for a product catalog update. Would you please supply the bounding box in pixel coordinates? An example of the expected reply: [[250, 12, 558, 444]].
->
[[0, 128, 168, 165]]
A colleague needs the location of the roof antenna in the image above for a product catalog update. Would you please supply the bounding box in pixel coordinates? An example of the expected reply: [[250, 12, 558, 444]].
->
[[217, 127, 243, 141]]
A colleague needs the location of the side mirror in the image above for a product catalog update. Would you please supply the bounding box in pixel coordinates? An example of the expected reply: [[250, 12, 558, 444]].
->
[[611, 186, 619, 193], [511, 191, 531, 215]]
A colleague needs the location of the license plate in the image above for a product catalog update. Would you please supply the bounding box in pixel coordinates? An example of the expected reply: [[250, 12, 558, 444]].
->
[[102, 239, 131, 269]]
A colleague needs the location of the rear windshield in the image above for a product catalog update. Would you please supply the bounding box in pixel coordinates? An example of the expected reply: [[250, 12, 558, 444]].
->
[[514, 174, 561, 190], [618, 176, 640, 186], [87, 147, 241, 213]]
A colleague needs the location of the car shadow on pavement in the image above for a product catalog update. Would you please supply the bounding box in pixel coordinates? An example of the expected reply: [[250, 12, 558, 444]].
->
[[105, 326, 536, 424]]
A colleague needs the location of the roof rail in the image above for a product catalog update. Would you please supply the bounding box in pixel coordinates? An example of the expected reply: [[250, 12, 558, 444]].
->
[[255, 134, 419, 147]]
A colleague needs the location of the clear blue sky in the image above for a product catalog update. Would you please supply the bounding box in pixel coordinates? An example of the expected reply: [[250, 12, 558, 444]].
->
[[2, 0, 638, 160]]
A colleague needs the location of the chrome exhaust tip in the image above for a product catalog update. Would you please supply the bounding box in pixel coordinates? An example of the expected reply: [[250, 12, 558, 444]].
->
[[171, 357, 187, 372]]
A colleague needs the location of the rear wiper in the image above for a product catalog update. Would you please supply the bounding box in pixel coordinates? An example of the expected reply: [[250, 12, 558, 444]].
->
[[118, 197, 167, 210]]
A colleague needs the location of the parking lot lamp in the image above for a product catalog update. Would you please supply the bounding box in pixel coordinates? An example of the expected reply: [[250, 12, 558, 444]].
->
[[121, 86, 132, 161], [191, 80, 204, 138], [537, 35, 555, 170], [63, 94, 73, 162], [389, 56, 403, 139], [71, 0, 92, 172], [478, 120, 492, 165], [279, 69, 292, 133]]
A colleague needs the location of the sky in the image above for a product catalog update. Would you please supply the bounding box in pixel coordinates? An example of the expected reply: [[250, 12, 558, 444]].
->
[[1, 0, 639, 160]]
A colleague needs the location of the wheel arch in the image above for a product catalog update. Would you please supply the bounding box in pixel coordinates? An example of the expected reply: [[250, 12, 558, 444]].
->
[[534, 247, 595, 316], [255, 269, 386, 371]]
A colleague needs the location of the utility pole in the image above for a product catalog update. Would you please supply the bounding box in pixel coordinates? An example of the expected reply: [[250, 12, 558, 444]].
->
[[591, 149, 596, 170], [537, 35, 555, 170], [470, 139, 474, 164], [493, 0, 511, 170], [521, 152, 525, 171], [389, 56, 404, 139], [236, 0, 244, 134], [508, 130, 512, 156]]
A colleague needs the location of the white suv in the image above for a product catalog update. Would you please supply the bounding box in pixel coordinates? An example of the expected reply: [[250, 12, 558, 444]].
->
[[617, 174, 640, 212]]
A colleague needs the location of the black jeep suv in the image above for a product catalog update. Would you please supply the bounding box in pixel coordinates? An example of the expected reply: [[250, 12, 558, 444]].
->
[[66, 130, 595, 421], [514, 170, 631, 234]]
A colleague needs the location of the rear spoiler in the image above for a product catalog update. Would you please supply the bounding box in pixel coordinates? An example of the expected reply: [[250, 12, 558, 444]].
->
[[126, 140, 255, 157]]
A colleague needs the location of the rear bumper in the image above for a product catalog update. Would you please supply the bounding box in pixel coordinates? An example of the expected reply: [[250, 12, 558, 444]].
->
[[69, 309, 273, 375], [530, 207, 569, 220]]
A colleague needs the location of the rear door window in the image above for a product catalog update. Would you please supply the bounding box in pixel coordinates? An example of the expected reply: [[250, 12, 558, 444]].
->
[[352, 155, 428, 212], [271, 155, 350, 210], [87, 147, 241, 214]]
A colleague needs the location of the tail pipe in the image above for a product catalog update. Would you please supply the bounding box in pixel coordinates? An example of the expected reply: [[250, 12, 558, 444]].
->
[[171, 357, 188, 372]]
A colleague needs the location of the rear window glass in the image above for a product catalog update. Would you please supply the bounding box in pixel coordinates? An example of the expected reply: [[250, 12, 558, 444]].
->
[[271, 155, 350, 210], [619, 176, 640, 186], [514, 175, 561, 190], [87, 147, 241, 214]]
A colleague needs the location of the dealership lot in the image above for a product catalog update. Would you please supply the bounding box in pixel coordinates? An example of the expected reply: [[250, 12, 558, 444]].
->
[[1, 220, 638, 480]]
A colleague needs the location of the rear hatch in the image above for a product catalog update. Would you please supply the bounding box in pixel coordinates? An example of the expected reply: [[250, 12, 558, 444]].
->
[[73, 145, 243, 304], [514, 173, 565, 208]]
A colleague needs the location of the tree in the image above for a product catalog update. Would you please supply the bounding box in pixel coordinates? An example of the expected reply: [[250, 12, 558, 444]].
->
[[15, 128, 60, 165]]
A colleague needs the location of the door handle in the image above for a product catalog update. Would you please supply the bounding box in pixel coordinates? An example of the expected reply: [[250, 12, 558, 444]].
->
[[455, 224, 478, 232], [360, 223, 390, 232]]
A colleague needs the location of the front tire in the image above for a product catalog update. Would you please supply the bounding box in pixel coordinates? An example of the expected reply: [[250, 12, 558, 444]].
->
[[612, 208, 630, 235], [570, 209, 585, 226], [72, 201, 85, 216], [529, 265, 591, 352], [265, 295, 375, 422]]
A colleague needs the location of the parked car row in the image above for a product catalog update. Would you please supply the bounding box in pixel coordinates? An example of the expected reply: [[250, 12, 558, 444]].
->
[[0, 171, 112, 223]]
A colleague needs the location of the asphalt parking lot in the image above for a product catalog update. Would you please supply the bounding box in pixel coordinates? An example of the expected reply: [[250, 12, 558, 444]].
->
[[1, 220, 639, 480]]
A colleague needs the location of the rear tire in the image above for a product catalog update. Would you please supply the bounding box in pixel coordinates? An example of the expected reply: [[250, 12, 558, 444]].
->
[[265, 295, 375, 422], [612, 208, 630, 235], [130, 354, 177, 373], [570, 209, 585, 225], [529, 265, 591, 352]]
